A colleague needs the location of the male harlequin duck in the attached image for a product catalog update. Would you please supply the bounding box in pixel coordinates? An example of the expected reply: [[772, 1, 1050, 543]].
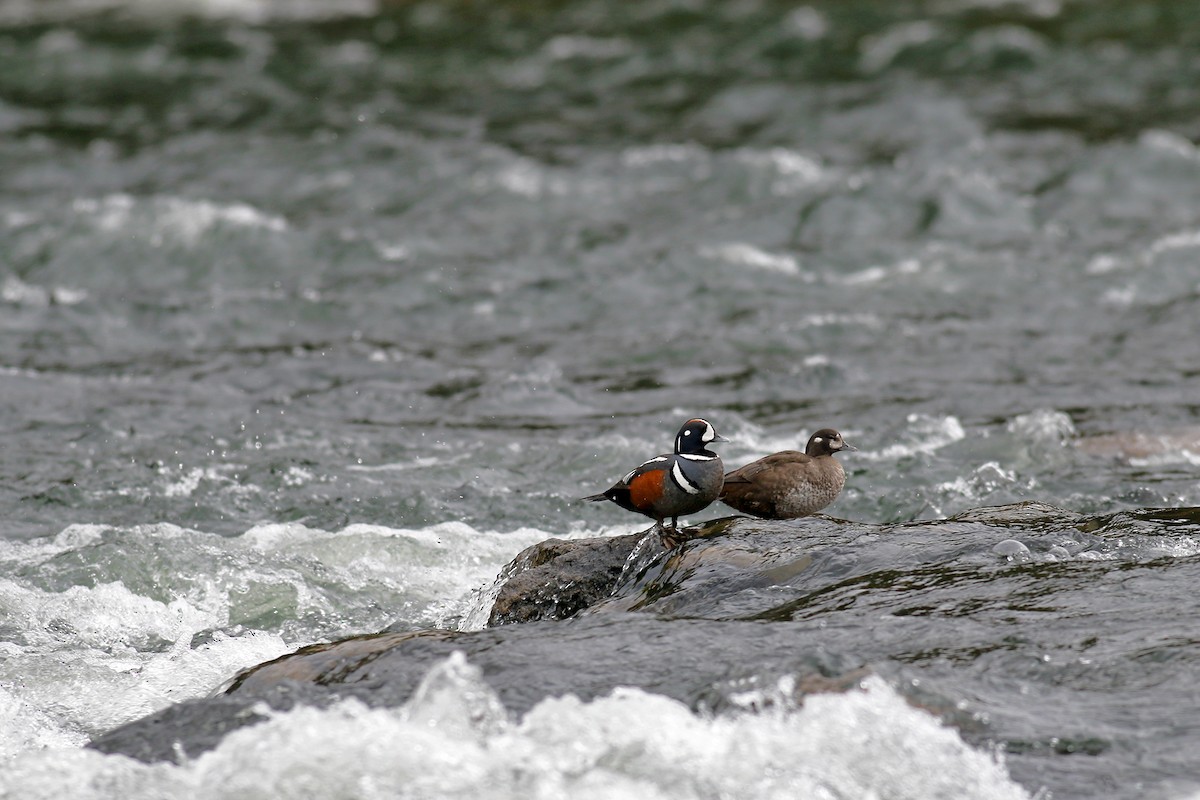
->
[[583, 418, 728, 531], [720, 428, 855, 519]]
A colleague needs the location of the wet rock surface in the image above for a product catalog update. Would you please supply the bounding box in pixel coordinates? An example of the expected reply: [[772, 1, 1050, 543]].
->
[[88, 516, 870, 763], [88, 502, 1200, 799], [90, 614, 861, 764], [486, 532, 643, 625]]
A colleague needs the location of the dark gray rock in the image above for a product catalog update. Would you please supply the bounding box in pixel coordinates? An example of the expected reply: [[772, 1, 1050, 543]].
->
[[88, 682, 333, 763], [486, 531, 644, 625], [90, 614, 862, 764], [92, 505, 1133, 766], [87, 517, 876, 765], [485, 516, 763, 624]]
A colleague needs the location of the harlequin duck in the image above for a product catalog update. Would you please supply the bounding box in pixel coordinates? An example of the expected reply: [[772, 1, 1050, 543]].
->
[[583, 418, 728, 531], [720, 428, 855, 519]]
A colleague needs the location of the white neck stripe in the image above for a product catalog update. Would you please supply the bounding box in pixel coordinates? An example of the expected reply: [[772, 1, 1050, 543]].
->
[[671, 462, 702, 495]]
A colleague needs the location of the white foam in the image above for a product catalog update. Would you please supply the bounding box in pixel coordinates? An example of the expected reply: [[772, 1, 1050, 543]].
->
[[722, 424, 818, 465], [1006, 409, 1076, 442], [0, 520, 570, 758], [0, 655, 1032, 799], [1085, 253, 1123, 275], [272, 520, 606, 627], [478, 157, 607, 199], [0, 685, 88, 761], [210, 520, 572, 634], [699, 242, 805, 276], [0, 276, 88, 307], [0, 578, 220, 651], [734, 147, 827, 193], [346, 455, 466, 473], [1139, 129, 1200, 161], [1100, 284, 1137, 307], [1128, 449, 1200, 468], [491, 160, 546, 198], [935, 461, 1025, 502], [860, 414, 966, 461], [72, 193, 287, 247], [837, 256, 923, 286], [793, 311, 885, 329], [0, 525, 108, 569], [0, 576, 289, 739], [1147, 228, 1200, 259]]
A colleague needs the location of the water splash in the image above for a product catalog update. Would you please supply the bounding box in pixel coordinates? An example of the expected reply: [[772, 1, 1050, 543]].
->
[[0, 521, 559, 753], [0, 656, 1031, 799]]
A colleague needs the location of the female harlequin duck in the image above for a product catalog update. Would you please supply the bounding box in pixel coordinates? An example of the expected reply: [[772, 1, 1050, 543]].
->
[[720, 428, 855, 519], [583, 418, 728, 531]]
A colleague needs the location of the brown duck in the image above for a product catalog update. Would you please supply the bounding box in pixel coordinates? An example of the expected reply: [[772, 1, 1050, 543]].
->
[[719, 428, 855, 519]]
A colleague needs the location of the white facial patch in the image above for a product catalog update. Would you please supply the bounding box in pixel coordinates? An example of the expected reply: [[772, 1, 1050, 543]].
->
[[701, 421, 716, 442], [671, 461, 701, 494]]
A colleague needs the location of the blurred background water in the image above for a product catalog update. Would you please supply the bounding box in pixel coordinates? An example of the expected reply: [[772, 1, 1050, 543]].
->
[[2, 0, 1200, 797]]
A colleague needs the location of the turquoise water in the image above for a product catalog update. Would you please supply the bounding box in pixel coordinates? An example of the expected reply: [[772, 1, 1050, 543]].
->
[[2, 1, 1200, 797]]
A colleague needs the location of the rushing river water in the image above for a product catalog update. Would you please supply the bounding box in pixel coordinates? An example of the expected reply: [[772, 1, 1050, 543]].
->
[[2, 0, 1200, 797]]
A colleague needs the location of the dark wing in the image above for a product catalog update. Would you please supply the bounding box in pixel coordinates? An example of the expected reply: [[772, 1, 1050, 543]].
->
[[582, 454, 672, 515], [720, 451, 811, 518], [722, 451, 810, 483]]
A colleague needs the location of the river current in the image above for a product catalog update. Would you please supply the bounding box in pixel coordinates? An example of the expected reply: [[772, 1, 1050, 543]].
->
[[2, 0, 1200, 797]]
